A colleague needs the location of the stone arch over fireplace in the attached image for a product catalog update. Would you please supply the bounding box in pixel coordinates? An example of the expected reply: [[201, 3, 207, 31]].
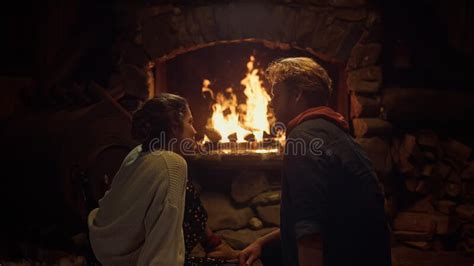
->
[[115, 0, 384, 132]]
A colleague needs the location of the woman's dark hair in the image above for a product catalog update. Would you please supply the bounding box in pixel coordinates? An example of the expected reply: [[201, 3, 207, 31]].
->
[[131, 93, 188, 151]]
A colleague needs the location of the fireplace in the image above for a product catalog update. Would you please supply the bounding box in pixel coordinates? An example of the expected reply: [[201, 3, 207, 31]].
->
[[112, 0, 383, 256], [165, 43, 339, 254], [4, 0, 474, 263], [166, 42, 340, 153]]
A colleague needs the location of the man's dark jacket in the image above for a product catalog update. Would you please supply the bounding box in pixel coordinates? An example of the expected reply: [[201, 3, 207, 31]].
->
[[280, 116, 391, 266]]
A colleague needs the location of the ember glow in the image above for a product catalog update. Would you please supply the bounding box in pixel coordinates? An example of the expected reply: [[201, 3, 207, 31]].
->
[[202, 56, 273, 144]]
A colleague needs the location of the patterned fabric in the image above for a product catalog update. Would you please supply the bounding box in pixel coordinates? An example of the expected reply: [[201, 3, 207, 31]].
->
[[183, 181, 226, 266], [183, 181, 208, 253]]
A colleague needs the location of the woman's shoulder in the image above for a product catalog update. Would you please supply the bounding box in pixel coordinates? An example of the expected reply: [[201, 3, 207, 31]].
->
[[140, 150, 187, 175], [149, 150, 187, 168]]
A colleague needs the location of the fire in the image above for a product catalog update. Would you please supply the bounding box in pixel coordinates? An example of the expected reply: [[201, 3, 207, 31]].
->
[[202, 56, 272, 143], [241, 56, 271, 141]]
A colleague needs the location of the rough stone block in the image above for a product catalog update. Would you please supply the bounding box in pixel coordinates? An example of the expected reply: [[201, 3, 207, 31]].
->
[[184, 9, 205, 45], [347, 43, 382, 70], [256, 205, 280, 227], [231, 172, 270, 204], [201, 192, 255, 231], [402, 241, 432, 251], [119, 41, 150, 67], [445, 182, 462, 198], [334, 8, 367, 21], [348, 66, 382, 81], [433, 212, 458, 235], [215, 227, 278, 250], [461, 162, 474, 180], [328, 0, 366, 8], [347, 79, 381, 93], [394, 231, 433, 241], [402, 196, 434, 213], [251, 190, 281, 206], [294, 7, 327, 47], [352, 118, 392, 138], [416, 130, 440, 150], [356, 137, 392, 178], [194, 6, 219, 43], [119, 64, 149, 100], [393, 212, 435, 233], [456, 204, 474, 222], [442, 139, 472, 163], [434, 200, 457, 215], [350, 94, 381, 118], [248, 217, 264, 230], [143, 13, 178, 59]]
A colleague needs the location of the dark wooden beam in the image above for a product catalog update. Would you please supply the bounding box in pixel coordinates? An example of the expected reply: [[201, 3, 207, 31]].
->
[[154, 61, 167, 95]]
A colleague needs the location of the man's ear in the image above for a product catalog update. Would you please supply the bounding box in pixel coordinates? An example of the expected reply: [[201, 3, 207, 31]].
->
[[295, 88, 304, 103]]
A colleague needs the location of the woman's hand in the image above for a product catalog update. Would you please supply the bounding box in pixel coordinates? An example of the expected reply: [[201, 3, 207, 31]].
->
[[238, 240, 262, 266], [206, 241, 239, 260]]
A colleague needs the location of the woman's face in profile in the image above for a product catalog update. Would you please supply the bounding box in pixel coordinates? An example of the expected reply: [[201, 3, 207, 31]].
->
[[180, 105, 197, 141]]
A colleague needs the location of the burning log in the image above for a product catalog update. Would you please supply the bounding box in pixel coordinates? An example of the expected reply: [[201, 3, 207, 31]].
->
[[204, 127, 222, 143], [200, 138, 282, 154], [202, 56, 272, 145]]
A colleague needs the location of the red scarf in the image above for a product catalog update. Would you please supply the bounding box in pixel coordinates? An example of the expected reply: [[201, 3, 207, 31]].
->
[[287, 106, 349, 134]]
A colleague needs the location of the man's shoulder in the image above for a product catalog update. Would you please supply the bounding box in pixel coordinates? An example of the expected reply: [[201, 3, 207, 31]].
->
[[288, 118, 345, 139]]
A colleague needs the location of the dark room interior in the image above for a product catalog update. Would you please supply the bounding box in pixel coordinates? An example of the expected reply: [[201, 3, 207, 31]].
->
[[1, 0, 474, 265]]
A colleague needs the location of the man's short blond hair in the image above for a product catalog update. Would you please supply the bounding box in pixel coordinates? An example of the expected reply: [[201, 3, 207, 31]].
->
[[265, 57, 333, 105]]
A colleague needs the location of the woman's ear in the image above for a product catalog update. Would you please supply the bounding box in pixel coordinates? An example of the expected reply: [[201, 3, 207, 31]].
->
[[171, 124, 182, 140]]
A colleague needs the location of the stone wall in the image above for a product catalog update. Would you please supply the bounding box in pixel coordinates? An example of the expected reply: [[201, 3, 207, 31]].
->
[[358, 128, 474, 255], [113, 0, 382, 105], [190, 164, 281, 254]]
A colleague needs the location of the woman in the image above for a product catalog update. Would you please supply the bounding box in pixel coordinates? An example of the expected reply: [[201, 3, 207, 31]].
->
[[88, 93, 195, 265], [88, 93, 238, 265]]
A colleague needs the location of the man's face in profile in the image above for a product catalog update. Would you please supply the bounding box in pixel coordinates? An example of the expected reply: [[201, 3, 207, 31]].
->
[[269, 82, 294, 125]]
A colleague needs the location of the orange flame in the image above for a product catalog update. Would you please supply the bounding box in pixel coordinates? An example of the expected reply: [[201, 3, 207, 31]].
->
[[203, 56, 272, 143]]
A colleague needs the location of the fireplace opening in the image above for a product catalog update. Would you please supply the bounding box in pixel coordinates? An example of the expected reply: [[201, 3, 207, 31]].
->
[[162, 42, 340, 155]]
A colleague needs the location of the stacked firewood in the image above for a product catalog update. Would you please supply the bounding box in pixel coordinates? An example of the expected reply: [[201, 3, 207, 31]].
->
[[389, 130, 474, 254]]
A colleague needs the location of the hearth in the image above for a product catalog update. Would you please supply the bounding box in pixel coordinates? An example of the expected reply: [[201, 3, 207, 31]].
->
[[112, 0, 383, 256]]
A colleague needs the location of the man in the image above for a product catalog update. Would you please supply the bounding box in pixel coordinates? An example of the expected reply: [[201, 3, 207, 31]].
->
[[239, 57, 391, 266]]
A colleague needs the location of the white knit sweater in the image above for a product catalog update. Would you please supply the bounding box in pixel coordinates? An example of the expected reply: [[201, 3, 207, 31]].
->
[[89, 145, 187, 266]]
